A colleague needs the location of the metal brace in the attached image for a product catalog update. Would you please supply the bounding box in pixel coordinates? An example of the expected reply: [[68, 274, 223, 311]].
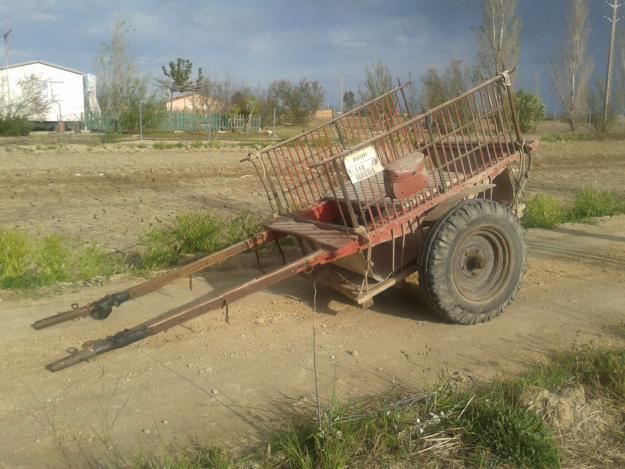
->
[[499, 70, 512, 87]]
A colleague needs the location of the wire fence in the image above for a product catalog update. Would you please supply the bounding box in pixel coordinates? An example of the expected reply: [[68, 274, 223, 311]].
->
[[83, 110, 261, 133]]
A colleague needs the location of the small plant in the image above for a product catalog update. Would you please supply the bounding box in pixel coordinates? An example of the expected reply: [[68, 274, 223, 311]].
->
[[523, 194, 569, 228], [457, 397, 560, 468], [139, 213, 260, 269], [99, 132, 120, 144], [152, 142, 187, 150], [523, 189, 625, 228], [135, 445, 234, 469], [0, 229, 126, 290], [572, 186, 625, 219], [515, 90, 545, 133]]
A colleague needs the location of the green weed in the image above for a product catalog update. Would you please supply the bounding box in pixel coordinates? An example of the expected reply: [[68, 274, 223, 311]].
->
[[523, 188, 625, 228], [572, 187, 625, 219], [152, 142, 187, 150], [99, 132, 120, 144], [139, 213, 260, 269], [0, 230, 126, 290], [523, 193, 570, 228], [455, 396, 560, 468], [539, 132, 625, 142], [135, 446, 234, 469]]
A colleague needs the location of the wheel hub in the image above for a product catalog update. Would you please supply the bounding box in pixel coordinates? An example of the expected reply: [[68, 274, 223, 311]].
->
[[453, 227, 511, 302]]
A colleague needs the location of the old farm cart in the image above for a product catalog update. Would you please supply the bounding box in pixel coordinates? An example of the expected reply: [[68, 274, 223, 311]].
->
[[34, 71, 539, 371]]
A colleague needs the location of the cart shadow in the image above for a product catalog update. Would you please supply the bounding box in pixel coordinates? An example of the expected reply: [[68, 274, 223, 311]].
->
[[265, 276, 444, 324], [193, 252, 444, 324]]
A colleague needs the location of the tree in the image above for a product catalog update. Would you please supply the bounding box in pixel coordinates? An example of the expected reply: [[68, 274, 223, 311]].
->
[[96, 18, 149, 117], [550, 0, 593, 130], [264, 78, 325, 125], [195, 75, 230, 114], [476, 0, 521, 77], [588, 80, 618, 132], [160, 58, 204, 110], [0, 74, 52, 120], [514, 90, 545, 132], [95, 17, 161, 131], [230, 88, 257, 116], [420, 60, 481, 111], [342, 91, 356, 112], [359, 58, 393, 102]]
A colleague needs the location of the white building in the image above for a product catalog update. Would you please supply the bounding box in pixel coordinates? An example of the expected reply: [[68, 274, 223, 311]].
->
[[0, 60, 98, 123]]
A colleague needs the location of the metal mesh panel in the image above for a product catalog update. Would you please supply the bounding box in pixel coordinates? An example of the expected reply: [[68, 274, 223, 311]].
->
[[252, 74, 521, 232]]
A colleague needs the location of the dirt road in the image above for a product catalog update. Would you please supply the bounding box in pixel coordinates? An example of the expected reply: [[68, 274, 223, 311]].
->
[[1, 216, 624, 468], [1, 140, 624, 467]]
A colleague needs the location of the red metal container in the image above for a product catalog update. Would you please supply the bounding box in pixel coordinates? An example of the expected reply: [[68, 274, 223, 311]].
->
[[383, 152, 429, 200]]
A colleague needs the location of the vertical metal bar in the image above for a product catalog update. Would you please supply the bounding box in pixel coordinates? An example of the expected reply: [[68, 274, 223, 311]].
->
[[450, 102, 473, 178], [427, 115, 448, 192], [332, 159, 359, 228]]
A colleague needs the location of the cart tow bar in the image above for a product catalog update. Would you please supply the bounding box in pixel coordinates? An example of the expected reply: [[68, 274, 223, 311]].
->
[[44, 249, 328, 372], [31, 232, 277, 330]]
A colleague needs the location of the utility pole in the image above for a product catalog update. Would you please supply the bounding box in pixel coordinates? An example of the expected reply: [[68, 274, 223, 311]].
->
[[3, 29, 12, 106], [338, 72, 344, 114], [603, 2, 621, 128]]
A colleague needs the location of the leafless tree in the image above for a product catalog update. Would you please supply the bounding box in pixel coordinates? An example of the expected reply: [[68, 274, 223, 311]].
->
[[476, 0, 521, 77], [95, 17, 149, 117], [359, 58, 393, 102], [0, 74, 52, 119], [551, 0, 593, 130]]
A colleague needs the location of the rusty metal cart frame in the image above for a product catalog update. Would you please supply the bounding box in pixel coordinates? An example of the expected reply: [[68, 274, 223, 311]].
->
[[33, 70, 539, 371]]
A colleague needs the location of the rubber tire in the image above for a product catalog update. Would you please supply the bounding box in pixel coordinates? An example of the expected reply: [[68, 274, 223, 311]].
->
[[419, 199, 527, 324]]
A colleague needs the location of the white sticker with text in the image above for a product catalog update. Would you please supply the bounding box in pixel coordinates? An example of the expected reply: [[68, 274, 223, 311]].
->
[[343, 146, 383, 184]]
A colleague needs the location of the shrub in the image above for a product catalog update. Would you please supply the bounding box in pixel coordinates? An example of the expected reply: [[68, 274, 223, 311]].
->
[[0, 117, 33, 136], [515, 90, 545, 133]]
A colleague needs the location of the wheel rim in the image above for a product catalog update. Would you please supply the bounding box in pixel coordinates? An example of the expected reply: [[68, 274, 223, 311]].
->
[[452, 226, 511, 302]]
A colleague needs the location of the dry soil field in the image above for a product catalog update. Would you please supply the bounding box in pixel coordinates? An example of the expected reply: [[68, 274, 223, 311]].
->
[[0, 138, 624, 467]]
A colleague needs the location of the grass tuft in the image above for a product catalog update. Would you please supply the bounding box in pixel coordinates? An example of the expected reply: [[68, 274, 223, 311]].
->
[[523, 193, 569, 228], [0, 230, 126, 290], [0, 212, 260, 291], [572, 187, 625, 219], [139, 212, 260, 269], [129, 346, 625, 468], [539, 132, 625, 142], [152, 142, 187, 150], [523, 188, 625, 228], [458, 397, 560, 468], [136, 445, 234, 469]]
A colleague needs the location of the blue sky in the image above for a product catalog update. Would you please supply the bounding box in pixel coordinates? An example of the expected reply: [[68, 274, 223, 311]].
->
[[0, 0, 619, 111]]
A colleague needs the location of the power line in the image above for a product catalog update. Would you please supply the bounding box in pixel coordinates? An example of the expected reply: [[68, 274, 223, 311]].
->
[[603, 1, 621, 127]]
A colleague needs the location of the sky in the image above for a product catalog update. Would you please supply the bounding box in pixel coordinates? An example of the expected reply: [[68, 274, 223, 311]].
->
[[0, 0, 620, 111]]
